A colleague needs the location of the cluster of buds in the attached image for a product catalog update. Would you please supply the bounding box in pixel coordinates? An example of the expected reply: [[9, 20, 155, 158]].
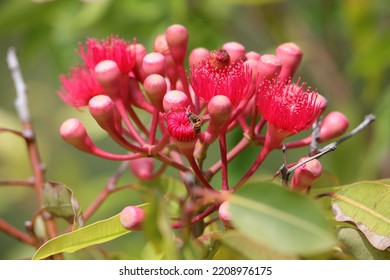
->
[[58, 24, 350, 229]]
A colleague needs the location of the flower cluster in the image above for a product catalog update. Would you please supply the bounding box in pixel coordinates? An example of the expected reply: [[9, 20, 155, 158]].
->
[[58, 24, 350, 229]]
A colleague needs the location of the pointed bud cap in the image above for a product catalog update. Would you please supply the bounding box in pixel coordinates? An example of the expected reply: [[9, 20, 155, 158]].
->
[[163, 90, 190, 112], [245, 51, 261, 61], [60, 118, 95, 153], [189, 47, 209, 67], [120, 206, 145, 231], [94, 60, 121, 90], [290, 157, 322, 192], [142, 52, 166, 77], [208, 95, 232, 131], [143, 74, 167, 112], [218, 201, 233, 229], [165, 24, 189, 65], [222, 41, 246, 62], [257, 54, 282, 82], [88, 95, 116, 131], [319, 111, 349, 142], [276, 42, 303, 81]]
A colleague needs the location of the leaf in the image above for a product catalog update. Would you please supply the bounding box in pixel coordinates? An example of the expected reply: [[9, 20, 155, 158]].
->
[[220, 230, 297, 259], [338, 227, 390, 260], [32, 213, 130, 260], [331, 181, 390, 250], [143, 189, 177, 259], [230, 181, 336, 256], [42, 181, 83, 229]]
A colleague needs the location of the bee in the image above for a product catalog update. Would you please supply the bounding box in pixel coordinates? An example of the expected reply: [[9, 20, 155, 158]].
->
[[187, 111, 202, 134]]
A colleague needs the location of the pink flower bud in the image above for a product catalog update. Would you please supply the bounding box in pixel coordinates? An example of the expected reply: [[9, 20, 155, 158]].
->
[[153, 34, 169, 55], [189, 47, 209, 67], [143, 74, 167, 112], [88, 95, 116, 131], [276, 42, 303, 81], [165, 24, 189, 66], [245, 51, 261, 61], [131, 43, 147, 81], [94, 60, 121, 92], [120, 206, 145, 231], [129, 157, 155, 181], [218, 201, 233, 229], [142, 52, 166, 77], [290, 157, 322, 192], [163, 90, 190, 112], [60, 118, 95, 153], [319, 111, 349, 142], [257, 54, 282, 82], [222, 41, 246, 62], [208, 95, 232, 131]]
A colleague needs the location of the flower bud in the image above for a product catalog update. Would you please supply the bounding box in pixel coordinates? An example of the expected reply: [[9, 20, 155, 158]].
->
[[189, 47, 209, 67], [94, 60, 121, 97], [218, 201, 233, 229], [120, 206, 145, 231], [319, 111, 349, 142], [222, 41, 246, 62], [131, 43, 147, 81], [154, 34, 169, 55], [143, 74, 167, 112], [163, 90, 190, 112], [165, 24, 188, 65], [142, 52, 166, 77], [88, 95, 116, 131], [129, 158, 155, 181], [208, 95, 232, 131], [290, 157, 322, 192], [257, 54, 282, 82], [245, 51, 261, 61], [60, 118, 95, 153], [276, 42, 303, 81]]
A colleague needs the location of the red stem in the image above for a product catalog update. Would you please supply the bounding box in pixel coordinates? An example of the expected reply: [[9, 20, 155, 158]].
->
[[219, 133, 229, 191]]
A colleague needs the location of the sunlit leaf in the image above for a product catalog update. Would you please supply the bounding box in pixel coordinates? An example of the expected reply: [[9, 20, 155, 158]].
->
[[230, 182, 336, 256], [338, 226, 390, 260], [32, 213, 130, 260], [331, 181, 390, 250], [42, 181, 83, 229]]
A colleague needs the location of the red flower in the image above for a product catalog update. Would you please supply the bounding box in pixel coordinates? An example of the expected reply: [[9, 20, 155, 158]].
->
[[59, 67, 104, 108], [257, 79, 323, 134], [190, 51, 253, 107], [166, 109, 197, 142], [78, 36, 136, 75]]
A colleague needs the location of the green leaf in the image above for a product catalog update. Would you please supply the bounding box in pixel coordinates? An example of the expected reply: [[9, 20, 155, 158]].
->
[[331, 181, 390, 250], [220, 230, 297, 259], [32, 213, 130, 260], [338, 227, 390, 260], [230, 182, 336, 256], [42, 181, 83, 229]]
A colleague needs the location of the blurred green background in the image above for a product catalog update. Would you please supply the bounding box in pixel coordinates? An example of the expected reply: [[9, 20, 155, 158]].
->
[[0, 0, 389, 259]]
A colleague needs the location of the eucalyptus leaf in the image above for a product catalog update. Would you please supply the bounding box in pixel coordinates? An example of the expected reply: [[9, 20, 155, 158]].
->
[[221, 230, 297, 259], [338, 227, 390, 260], [230, 182, 336, 256], [32, 213, 130, 260], [42, 181, 83, 229], [331, 181, 390, 250]]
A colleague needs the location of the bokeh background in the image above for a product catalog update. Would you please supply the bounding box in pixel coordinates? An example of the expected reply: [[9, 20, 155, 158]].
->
[[0, 0, 389, 259]]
